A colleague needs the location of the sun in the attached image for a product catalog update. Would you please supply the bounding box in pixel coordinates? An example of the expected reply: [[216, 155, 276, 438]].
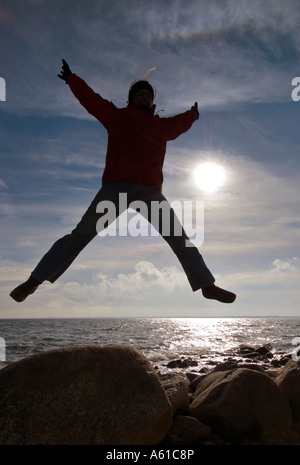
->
[[194, 162, 226, 193]]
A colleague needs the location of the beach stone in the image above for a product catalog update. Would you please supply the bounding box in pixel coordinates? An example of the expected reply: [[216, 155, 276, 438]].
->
[[255, 344, 272, 356], [236, 344, 256, 355], [159, 372, 190, 414], [0, 345, 172, 445], [166, 359, 181, 368], [166, 357, 197, 369], [276, 359, 300, 422], [189, 367, 293, 443], [212, 360, 238, 372], [162, 415, 211, 445]]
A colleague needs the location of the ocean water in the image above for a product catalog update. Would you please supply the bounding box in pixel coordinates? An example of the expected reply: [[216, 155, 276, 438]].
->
[[1, 317, 300, 371]]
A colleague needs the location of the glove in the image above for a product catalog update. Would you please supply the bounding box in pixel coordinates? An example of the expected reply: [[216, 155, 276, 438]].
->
[[57, 59, 72, 83], [192, 101, 199, 118]]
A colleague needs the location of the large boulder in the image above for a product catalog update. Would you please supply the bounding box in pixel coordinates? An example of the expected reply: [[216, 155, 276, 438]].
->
[[189, 367, 293, 443], [159, 372, 190, 414], [0, 345, 172, 445], [276, 359, 300, 422]]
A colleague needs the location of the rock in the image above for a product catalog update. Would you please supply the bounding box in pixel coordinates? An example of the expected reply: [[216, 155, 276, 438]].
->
[[159, 372, 189, 414], [276, 359, 300, 422], [255, 344, 272, 356], [166, 357, 197, 369], [166, 359, 181, 369], [270, 354, 291, 368], [236, 363, 266, 373], [185, 357, 198, 367], [162, 415, 212, 445], [236, 344, 273, 360], [236, 345, 256, 355], [212, 360, 238, 372], [0, 345, 172, 445], [213, 361, 268, 374], [271, 358, 284, 368], [279, 354, 292, 365], [189, 367, 293, 443], [189, 374, 207, 392]]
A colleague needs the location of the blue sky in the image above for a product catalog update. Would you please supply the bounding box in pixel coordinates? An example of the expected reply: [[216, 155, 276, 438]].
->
[[1, 0, 300, 318]]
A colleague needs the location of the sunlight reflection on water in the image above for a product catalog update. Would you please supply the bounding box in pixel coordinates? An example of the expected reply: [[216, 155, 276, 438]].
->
[[1, 317, 299, 370]]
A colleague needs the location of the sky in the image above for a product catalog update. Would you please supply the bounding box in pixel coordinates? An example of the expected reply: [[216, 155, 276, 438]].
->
[[0, 0, 300, 318]]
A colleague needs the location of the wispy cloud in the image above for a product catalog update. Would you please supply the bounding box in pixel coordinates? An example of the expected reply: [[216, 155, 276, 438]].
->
[[2, 0, 300, 115]]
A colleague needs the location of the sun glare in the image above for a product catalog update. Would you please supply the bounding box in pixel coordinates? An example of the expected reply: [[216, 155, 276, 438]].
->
[[194, 162, 226, 193]]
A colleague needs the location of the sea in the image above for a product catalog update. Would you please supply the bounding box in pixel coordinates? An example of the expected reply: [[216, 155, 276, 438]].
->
[[1, 317, 300, 372]]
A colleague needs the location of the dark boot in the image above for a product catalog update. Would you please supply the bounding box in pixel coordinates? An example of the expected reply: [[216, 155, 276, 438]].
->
[[10, 276, 40, 302], [202, 284, 236, 304]]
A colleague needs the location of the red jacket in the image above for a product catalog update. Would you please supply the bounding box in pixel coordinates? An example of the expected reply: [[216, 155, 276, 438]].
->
[[68, 74, 198, 187]]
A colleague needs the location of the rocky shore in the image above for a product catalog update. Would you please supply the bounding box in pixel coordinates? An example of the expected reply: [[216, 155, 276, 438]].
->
[[162, 342, 291, 372], [0, 343, 299, 445], [159, 344, 300, 445]]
